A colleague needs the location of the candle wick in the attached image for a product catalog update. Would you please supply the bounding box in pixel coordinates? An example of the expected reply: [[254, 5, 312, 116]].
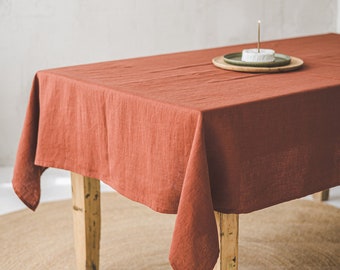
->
[[258, 20, 261, 53]]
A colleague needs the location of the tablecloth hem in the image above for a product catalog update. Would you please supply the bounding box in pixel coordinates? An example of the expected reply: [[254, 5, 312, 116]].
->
[[169, 251, 219, 270], [34, 160, 181, 215], [12, 182, 40, 211]]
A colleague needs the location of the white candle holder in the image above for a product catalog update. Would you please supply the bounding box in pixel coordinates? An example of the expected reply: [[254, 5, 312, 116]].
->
[[241, 48, 276, 63]]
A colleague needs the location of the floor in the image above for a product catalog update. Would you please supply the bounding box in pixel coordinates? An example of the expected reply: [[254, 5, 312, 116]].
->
[[1, 166, 340, 215]]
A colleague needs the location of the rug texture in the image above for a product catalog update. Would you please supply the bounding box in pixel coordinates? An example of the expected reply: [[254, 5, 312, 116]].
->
[[1, 192, 339, 269]]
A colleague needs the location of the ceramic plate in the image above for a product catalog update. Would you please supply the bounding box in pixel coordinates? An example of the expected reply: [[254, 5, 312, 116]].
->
[[212, 55, 303, 73]]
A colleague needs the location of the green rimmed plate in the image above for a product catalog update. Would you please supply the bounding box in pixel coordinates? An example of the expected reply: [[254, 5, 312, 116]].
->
[[212, 55, 304, 73], [224, 52, 291, 67]]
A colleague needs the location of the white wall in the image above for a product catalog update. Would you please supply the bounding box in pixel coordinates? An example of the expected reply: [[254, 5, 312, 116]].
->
[[0, 0, 338, 166], [338, 0, 340, 32]]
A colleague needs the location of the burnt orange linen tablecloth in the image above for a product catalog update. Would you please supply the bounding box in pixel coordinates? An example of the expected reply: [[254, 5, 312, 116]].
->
[[13, 34, 340, 270]]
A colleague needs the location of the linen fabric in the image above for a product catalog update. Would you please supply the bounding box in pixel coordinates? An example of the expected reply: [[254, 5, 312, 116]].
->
[[13, 34, 340, 270]]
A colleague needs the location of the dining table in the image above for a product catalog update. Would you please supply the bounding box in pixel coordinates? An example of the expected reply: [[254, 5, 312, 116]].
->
[[12, 33, 340, 270]]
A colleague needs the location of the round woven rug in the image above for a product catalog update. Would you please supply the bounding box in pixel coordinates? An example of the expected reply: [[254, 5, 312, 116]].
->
[[1, 193, 339, 269]]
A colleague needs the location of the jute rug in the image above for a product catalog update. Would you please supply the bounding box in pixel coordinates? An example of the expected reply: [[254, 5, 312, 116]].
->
[[1, 192, 339, 269]]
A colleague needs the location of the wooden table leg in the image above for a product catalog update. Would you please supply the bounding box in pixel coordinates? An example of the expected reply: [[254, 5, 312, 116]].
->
[[312, 189, 330, 201], [213, 212, 239, 270], [71, 172, 101, 270]]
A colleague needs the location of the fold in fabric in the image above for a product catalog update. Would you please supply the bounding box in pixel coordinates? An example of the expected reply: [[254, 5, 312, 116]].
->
[[170, 114, 219, 270], [12, 75, 45, 210]]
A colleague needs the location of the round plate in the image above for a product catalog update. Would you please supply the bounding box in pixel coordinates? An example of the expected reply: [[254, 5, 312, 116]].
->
[[224, 52, 291, 67], [212, 55, 304, 73]]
